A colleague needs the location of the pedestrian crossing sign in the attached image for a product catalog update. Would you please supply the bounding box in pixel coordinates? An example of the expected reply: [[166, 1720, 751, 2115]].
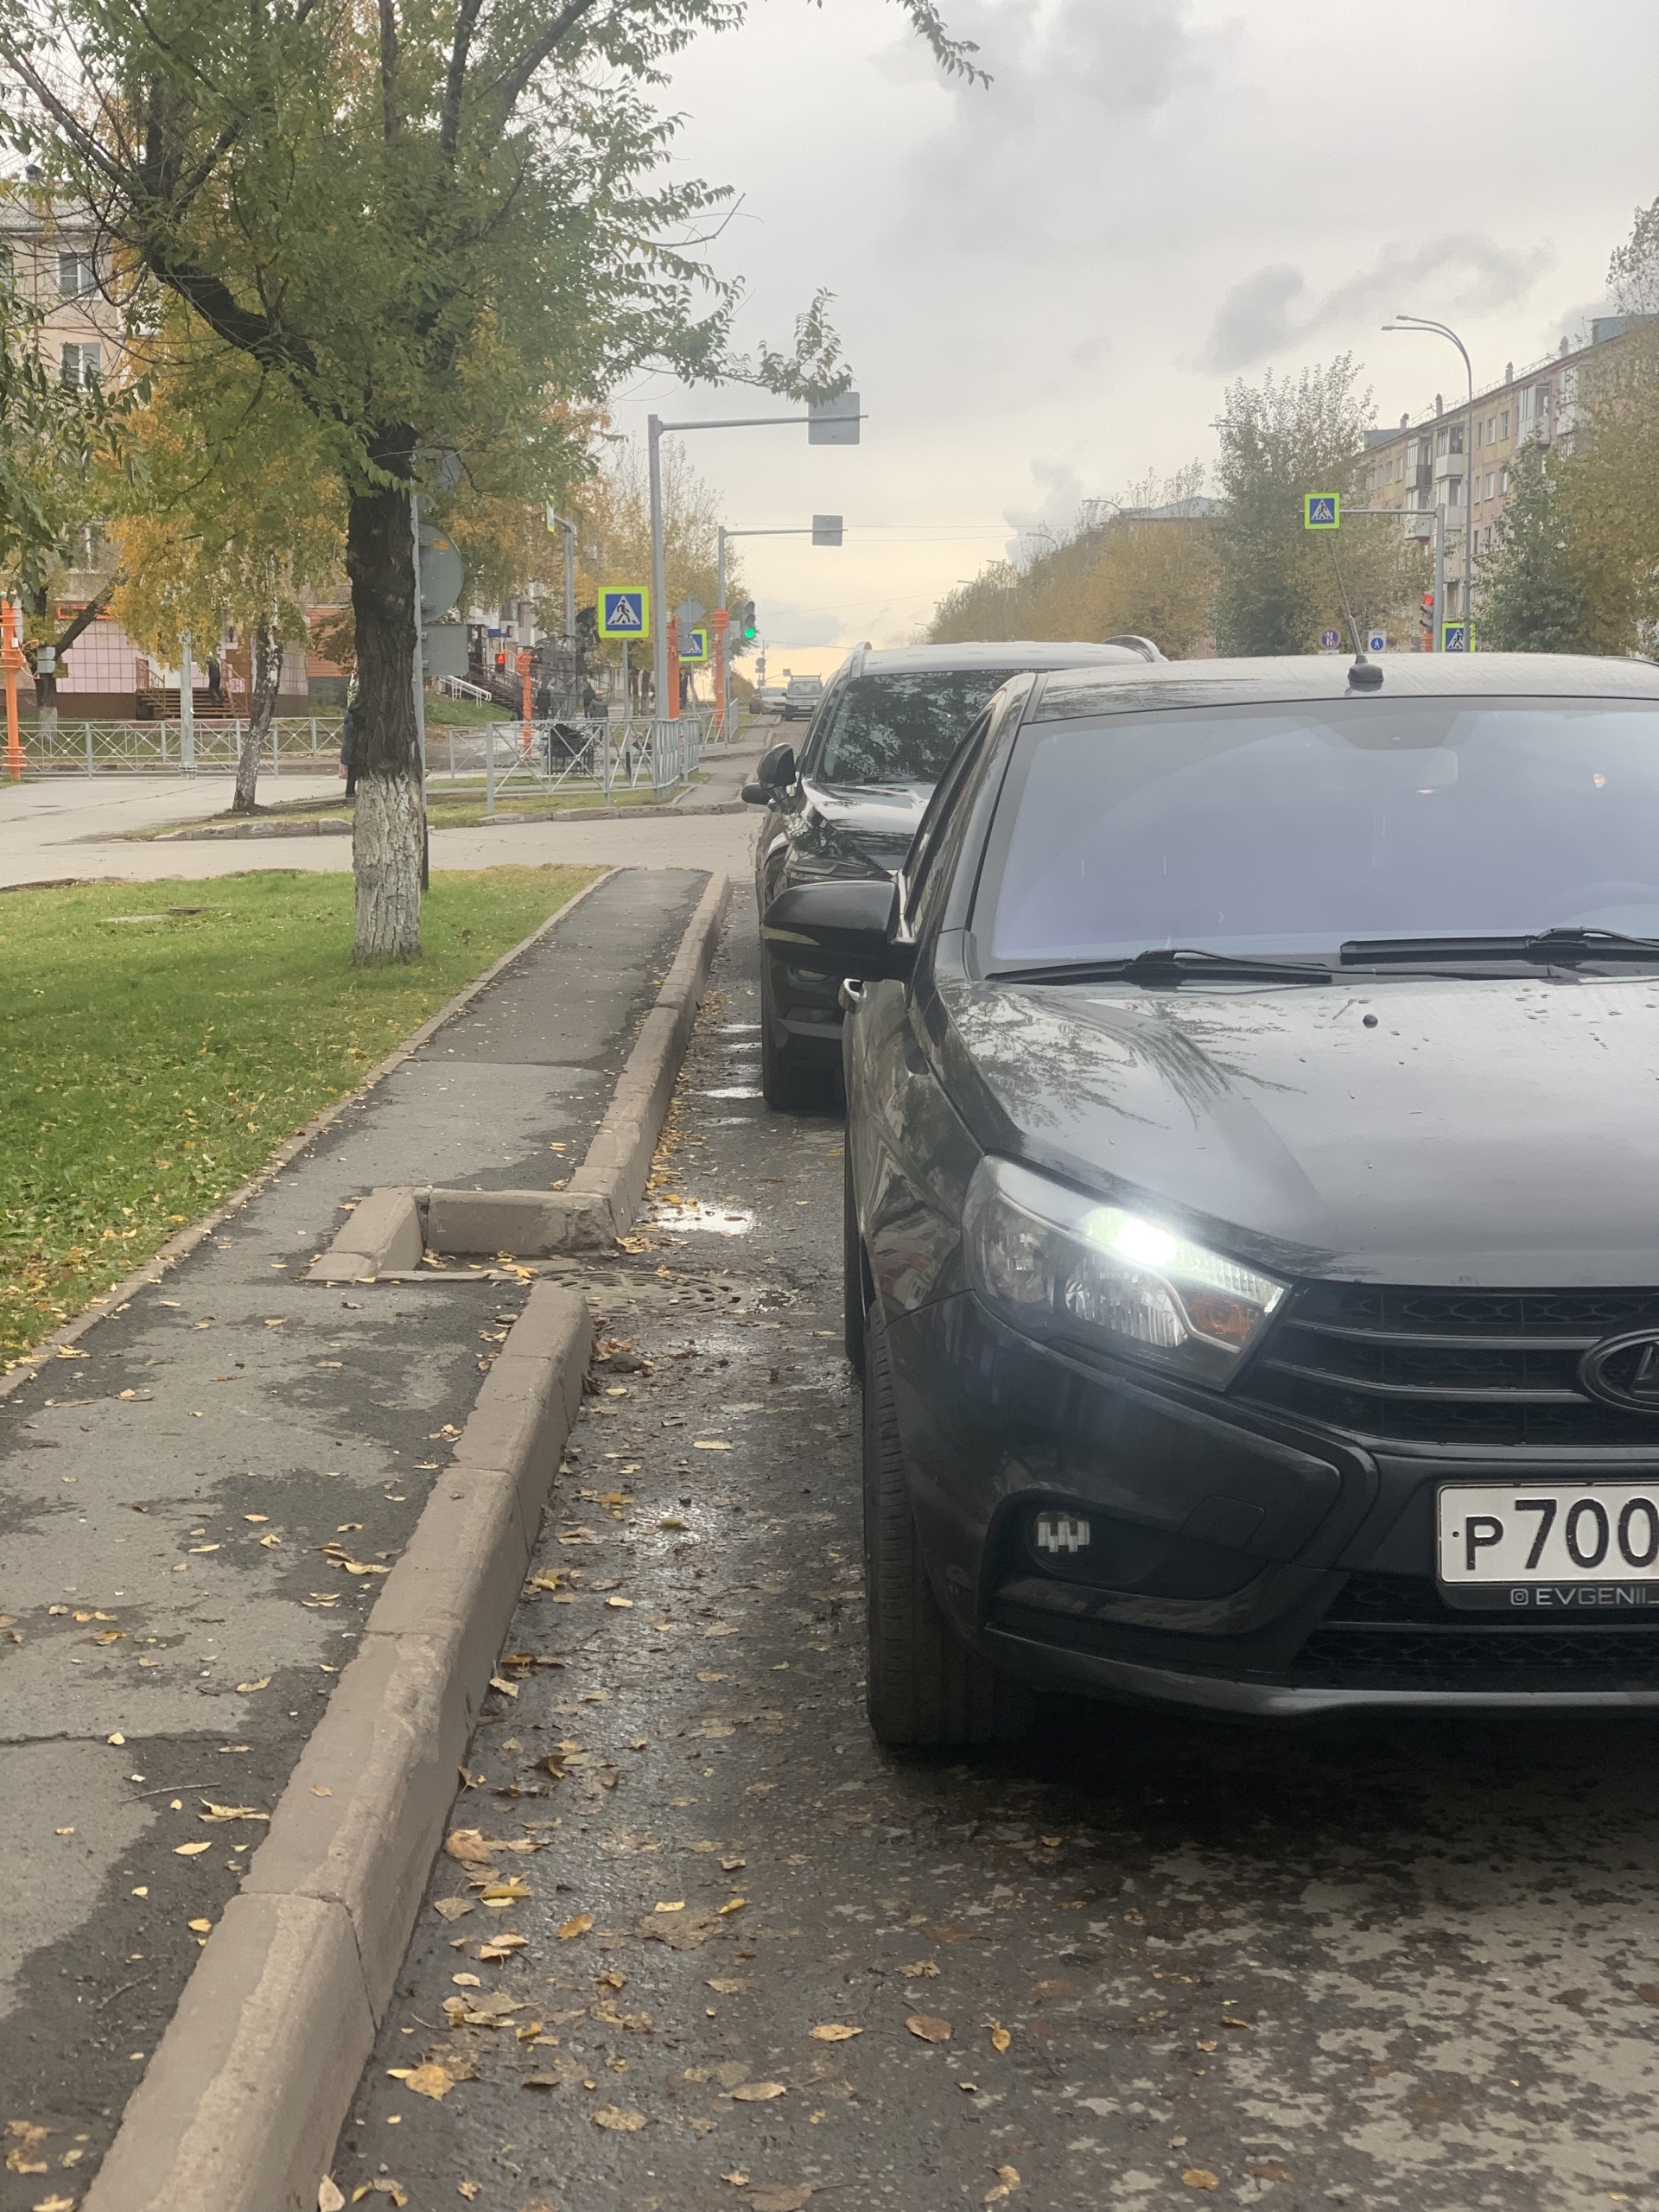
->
[[1441, 620, 1475, 652], [679, 627, 709, 664], [1304, 493, 1340, 530], [598, 588, 648, 639]]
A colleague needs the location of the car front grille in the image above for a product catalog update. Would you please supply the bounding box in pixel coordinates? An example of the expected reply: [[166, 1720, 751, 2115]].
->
[[1239, 1282, 1659, 1446], [1293, 1569, 1659, 1687]]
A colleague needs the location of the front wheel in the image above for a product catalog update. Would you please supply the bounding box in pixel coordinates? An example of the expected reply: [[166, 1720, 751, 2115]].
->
[[862, 1312, 1034, 1748]]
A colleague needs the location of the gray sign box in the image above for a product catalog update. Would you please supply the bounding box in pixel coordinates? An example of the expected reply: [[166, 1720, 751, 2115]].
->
[[808, 393, 861, 446], [421, 620, 468, 679], [811, 514, 844, 546]]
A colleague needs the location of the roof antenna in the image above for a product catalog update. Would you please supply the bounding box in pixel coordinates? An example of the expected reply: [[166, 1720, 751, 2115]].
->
[[1325, 538, 1382, 690]]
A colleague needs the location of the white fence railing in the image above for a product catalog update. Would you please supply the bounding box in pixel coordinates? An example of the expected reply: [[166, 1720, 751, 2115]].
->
[[16, 717, 345, 777], [9, 709, 709, 803], [470, 715, 703, 810]]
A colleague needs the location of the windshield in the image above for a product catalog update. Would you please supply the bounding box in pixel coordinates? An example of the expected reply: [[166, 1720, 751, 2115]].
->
[[817, 669, 1020, 785], [982, 697, 1659, 966]]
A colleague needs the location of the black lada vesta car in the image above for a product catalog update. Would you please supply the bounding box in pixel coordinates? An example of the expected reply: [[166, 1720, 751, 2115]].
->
[[761, 652, 1659, 1742]]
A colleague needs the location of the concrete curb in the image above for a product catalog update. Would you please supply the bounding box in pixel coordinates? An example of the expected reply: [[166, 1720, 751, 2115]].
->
[[81, 1281, 594, 2212], [307, 869, 730, 1274], [0, 868, 615, 1395]]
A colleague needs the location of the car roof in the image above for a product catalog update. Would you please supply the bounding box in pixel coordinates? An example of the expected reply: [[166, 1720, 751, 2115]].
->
[[1029, 652, 1659, 721], [842, 639, 1147, 679]]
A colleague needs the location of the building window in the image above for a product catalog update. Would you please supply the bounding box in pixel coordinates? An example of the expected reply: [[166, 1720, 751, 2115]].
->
[[60, 341, 101, 388], [1500, 409, 1510, 440], [1500, 467, 1510, 495], [57, 251, 98, 298], [1484, 472, 1494, 500]]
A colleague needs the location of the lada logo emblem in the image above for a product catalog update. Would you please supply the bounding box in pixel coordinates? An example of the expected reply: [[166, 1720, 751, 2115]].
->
[[1579, 1331, 1659, 1414]]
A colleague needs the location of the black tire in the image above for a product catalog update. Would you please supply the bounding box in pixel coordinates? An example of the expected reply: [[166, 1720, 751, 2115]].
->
[[760, 957, 831, 1111], [862, 1312, 1034, 1748], [843, 1149, 869, 1375]]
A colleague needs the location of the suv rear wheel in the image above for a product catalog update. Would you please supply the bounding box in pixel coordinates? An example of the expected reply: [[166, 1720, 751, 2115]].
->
[[862, 1311, 1034, 1747]]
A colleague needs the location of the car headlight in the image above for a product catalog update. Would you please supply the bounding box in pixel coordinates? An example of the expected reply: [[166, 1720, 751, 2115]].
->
[[962, 1156, 1286, 1386]]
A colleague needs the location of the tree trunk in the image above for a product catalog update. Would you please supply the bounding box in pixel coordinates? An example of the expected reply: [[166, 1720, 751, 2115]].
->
[[35, 670, 58, 752], [346, 456, 423, 964], [231, 618, 282, 813]]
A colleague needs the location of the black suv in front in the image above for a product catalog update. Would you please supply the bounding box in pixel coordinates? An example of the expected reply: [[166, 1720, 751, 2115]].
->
[[745, 638, 1155, 1106]]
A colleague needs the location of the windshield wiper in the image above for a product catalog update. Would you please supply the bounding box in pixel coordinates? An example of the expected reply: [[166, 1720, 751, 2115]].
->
[[1342, 927, 1659, 966], [993, 947, 1332, 987]]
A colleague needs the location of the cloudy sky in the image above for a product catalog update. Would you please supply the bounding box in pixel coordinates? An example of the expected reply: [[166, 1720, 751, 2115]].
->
[[609, 0, 1659, 676]]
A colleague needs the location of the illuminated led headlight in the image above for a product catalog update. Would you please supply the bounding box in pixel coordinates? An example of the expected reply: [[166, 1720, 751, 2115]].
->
[[962, 1156, 1286, 1385]]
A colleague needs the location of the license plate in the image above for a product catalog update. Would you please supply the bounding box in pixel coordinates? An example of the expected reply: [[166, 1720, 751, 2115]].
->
[[1438, 1484, 1659, 1611]]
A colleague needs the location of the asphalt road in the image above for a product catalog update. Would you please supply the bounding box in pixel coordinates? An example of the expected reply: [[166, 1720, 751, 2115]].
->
[[331, 903, 1659, 2212]]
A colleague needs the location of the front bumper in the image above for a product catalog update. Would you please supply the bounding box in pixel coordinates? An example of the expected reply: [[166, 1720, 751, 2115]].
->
[[885, 1294, 1659, 1713]]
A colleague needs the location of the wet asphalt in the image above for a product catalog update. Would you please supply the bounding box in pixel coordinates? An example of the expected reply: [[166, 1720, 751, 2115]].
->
[[330, 904, 1659, 2212]]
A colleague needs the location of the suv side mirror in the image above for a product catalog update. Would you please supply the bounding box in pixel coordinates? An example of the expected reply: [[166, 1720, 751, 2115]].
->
[[760, 877, 913, 983], [741, 741, 797, 806]]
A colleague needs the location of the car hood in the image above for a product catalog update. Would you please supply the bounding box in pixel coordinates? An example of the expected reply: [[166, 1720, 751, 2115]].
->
[[794, 779, 929, 878], [942, 973, 1659, 1285]]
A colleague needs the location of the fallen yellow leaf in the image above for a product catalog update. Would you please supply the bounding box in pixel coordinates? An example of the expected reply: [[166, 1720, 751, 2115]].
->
[[444, 1828, 496, 1866], [718, 1897, 746, 1916], [906, 2013, 952, 2043], [188, 1918, 212, 1933], [692, 1440, 733, 1451], [809, 2024, 861, 2042], [480, 1877, 531, 1905], [591, 2106, 647, 2131], [235, 1677, 270, 1694], [729, 2081, 787, 2101], [653, 1900, 685, 1914], [1181, 2172, 1220, 2192], [200, 1802, 268, 1823], [556, 1913, 594, 1941], [106, 1732, 125, 1745], [319, 2180, 346, 2212], [174, 1840, 213, 1856], [403, 2063, 454, 2101], [990, 2025, 1012, 2053]]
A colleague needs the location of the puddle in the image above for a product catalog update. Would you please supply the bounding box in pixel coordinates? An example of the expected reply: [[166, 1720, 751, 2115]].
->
[[648, 1198, 757, 1236], [702, 1085, 762, 1100]]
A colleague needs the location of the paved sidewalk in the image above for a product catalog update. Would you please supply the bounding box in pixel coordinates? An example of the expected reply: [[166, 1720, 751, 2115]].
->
[[0, 867, 709, 2210], [0, 743, 765, 887]]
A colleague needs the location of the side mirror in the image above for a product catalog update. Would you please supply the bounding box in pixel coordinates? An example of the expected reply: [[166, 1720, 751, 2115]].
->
[[761, 877, 914, 983], [741, 741, 797, 807]]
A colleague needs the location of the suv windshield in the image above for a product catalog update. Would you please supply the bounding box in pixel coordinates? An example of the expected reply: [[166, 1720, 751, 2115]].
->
[[982, 697, 1659, 965], [817, 670, 1020, 785]]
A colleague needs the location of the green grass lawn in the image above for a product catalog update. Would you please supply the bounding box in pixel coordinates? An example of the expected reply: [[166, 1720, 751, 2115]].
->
[[0, 865, 596, 1363], [122, 781, 686, 841]]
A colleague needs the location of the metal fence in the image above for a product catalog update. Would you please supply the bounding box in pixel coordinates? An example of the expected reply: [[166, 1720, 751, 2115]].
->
[[466, 715, 704, 811], [17, 717, 345, 777], [10, 709, 708, 804]]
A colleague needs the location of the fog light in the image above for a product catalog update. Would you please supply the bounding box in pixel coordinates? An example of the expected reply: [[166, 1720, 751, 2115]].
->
[[1033, 1511, 1091, 1556]]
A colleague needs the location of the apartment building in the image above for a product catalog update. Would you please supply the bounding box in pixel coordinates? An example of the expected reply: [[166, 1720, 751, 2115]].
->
[[1360, 315, 1653, 635]]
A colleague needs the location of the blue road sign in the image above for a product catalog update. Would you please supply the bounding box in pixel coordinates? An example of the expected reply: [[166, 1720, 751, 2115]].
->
[[1441, 620, 1474, 653], [1367, 631, 1389, 654], [680, 627, 709, 664], [598, 588, 648, 640], [1304, 493, 1340, 530], [1319, 627, 1343, 651]]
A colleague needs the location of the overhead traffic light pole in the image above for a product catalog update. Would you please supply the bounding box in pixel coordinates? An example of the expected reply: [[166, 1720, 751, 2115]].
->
[[646, 398, 860, 722], [715, 518, 843, 734]]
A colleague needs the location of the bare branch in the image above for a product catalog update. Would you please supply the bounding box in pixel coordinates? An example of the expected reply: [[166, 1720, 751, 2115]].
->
[[440, 0, 486, 164], [378, 0, 398, 141], [486, 0, 601, 131]]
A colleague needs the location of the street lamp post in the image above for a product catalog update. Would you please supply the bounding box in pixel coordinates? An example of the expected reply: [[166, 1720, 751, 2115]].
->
[[1383, 315, 1478, 643]]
